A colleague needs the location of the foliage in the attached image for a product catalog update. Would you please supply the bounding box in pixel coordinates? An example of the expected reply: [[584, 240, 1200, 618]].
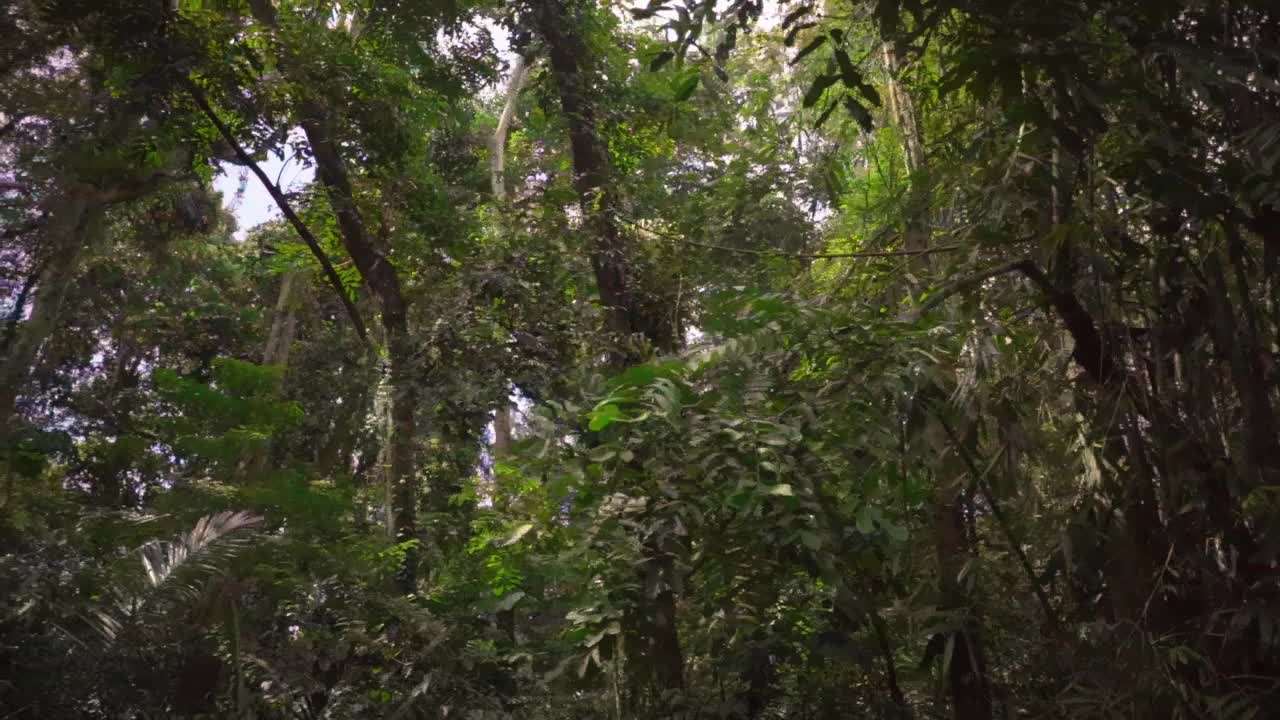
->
[[3, 0, 1280, 718]]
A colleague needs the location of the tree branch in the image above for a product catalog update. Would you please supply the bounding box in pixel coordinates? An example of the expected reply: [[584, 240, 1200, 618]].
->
[[936, 414, 1060, 629], [186, 80, 369, 343], [911, 257, 1124, 386], [624, 215, 960, 259]]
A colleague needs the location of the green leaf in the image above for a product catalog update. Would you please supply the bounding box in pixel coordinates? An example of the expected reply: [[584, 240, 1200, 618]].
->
[[835, 49, 861, 89], [843, 96, 874, 132], [857, 81, 882, 107], [500, 523, 534, 547], [762, 433, 791, 447], [588, 404, 623, 431], [813, 99, 840, 129], [855, 507, 876, 535], [799, 530, 823, 550], [496, 590, 526, 612], [877, 0, 901, 36], [672, 73, 699, 101], [630, 0, 667, 20], [790, 35, 827, 66], [803, 73, 839, 108], [765, 483, 794, 496], [781, 5, 813, 30], [649, 50, 675, 72]]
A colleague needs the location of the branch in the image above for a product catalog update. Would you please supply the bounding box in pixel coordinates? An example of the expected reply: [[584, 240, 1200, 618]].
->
[[936, 414, 1060, 629], [623, 215, 960, 259], [910, 257, 1124, 386], [912, 260, 1027, 316], [1012, 260, 1124, 385], [186, 80, 369, 343], [96, 167, 193, 206]]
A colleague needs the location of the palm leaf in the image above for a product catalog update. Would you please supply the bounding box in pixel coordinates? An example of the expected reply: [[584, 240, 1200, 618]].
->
[[86, 510, 264, 641], [141, 510, 263, 594]]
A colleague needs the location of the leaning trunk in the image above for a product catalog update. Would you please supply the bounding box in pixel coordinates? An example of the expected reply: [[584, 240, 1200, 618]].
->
[[247, 0, 421, 592], [301, 105, 420, 591]]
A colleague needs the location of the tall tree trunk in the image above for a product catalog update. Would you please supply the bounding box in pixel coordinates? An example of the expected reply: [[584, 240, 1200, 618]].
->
[[301, 103, 419, 592], [532, 0, 685, 697], [885, 40, 992, 720], [489, 51, 529, 488], [491, 54, 530, 203], [262, 270, 303, 368], [533, 0, 678, 360], [247, 0, 421, 592], [238, 270, 305, 478]]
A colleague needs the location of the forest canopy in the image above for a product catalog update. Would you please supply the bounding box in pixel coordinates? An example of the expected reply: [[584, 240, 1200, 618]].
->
[[2, 0, 1279, 718]]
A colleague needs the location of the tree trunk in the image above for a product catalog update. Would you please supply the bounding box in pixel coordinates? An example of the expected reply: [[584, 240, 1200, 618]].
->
[[885, 39, 992, 720], [247, 0, 421, 592], [533, 0, 685, 698], [262, 270, 303, 368], [0, 191, 95, 439], [304, 105, 420, 591], [238, 270, 306, 478], [534, 0, 678, 360]]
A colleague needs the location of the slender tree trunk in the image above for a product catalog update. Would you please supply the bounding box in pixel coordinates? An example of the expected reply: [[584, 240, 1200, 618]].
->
[[262, 271, 303, 368], [491, 54, 530, 202], [883, 42, 929, 268], [884, 40, 992, 720], [534, 0, 678, 358], [238, 270, 305, 478], [0, 191, 95, 439], [489, 51, 529, 487]]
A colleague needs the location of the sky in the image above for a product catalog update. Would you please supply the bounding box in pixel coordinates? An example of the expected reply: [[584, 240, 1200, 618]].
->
[[211, 142, 315, 241]]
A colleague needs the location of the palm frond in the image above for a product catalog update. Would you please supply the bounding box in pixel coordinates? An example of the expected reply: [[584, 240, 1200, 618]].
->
[[141, 510, 264, 592], [86, 511, 264, 642]]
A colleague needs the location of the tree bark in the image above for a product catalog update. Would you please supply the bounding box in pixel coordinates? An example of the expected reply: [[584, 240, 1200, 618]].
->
[[262, 271, 303, 369], [300, 99, 420, 593], [491, 54, 530, 202], [237, 270, 306, 478], [532, 0, 685, 698], [534, 0, 677, 361]]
